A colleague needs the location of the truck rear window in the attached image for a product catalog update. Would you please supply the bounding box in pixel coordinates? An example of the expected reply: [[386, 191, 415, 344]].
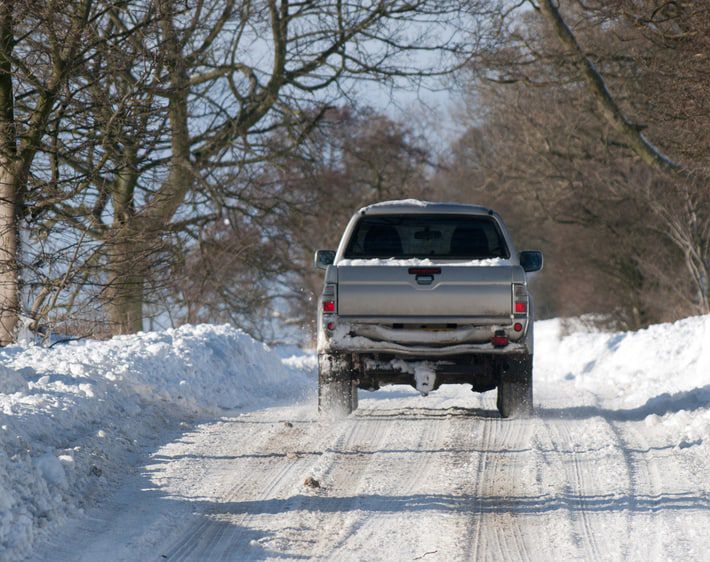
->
[[343, 215, 509, 259]]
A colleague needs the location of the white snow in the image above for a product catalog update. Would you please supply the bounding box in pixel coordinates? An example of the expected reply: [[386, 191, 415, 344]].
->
[[359, 199, 436, 211], [336, 257, 510, 266], [3, 314, 710, 560], [0, 324, 312, 561], [535, 314, 710, 448]]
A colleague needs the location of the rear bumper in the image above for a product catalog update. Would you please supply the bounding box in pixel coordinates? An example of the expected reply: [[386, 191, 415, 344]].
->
[[349, 322, 526, 348], [318, 316, 534, 358], [326, 337, 528, 357]]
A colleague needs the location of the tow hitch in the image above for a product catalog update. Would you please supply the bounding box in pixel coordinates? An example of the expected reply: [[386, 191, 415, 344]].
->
[[414, 363, 436, 396]]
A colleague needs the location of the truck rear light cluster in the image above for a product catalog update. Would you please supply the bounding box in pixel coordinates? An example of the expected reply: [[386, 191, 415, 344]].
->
[[322, 283, 337, 331], [322, 283, 336, 312], [513, 283, 528, 316]]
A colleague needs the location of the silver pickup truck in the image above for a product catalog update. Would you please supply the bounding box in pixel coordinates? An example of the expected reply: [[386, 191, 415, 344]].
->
[[314, 200, 543, 418]]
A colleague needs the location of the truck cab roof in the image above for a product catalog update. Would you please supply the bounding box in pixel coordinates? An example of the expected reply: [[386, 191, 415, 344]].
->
[[359, 200, 494, 217]]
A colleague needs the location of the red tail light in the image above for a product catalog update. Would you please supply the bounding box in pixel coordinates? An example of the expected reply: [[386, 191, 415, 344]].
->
[[491, 334, 509, 347], [513, 283, 528, 316], [323, 300, 335, 313]]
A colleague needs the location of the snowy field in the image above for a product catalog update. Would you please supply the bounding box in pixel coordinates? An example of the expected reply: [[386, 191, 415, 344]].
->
[[1, 316, 709, 560]]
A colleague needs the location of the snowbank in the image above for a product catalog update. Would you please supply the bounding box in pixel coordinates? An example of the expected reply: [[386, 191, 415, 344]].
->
[[0, 324, 313, 561], [535, 315, 710, 447]]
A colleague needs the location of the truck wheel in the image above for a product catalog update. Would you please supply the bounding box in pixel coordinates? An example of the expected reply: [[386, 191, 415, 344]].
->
[[497, 354, 533, 418], [318, 354, 353, 418]]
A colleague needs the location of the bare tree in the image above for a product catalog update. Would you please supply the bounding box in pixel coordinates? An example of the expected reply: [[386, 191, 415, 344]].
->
[[440, 0, 710, 325], [28, 0, 485, 336], [157, 105, 431, 342], [281, 106, 431, 337], [536, 0, 685, 174], [0, 0, 100, 344], [531, 0, 710, 314]]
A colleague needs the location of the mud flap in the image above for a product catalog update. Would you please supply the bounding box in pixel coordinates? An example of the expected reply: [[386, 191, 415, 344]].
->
[[497, 354, 533, 418], [318, 354, 354, 418]]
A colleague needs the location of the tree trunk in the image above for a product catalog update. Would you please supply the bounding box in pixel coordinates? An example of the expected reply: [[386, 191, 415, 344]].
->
[[0, 167, 18, 344], [0, 6, 18, 345], [105, 236, 144, 334]]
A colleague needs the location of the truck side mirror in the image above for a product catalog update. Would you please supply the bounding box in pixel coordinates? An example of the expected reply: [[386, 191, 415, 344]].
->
[[519, 250, 543, 272], [314, 249, 336, 270]]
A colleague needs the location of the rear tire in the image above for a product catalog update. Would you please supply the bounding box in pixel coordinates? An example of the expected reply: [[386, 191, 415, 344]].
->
[[497, 354, 533, 418], [318, 354, 354, 418]]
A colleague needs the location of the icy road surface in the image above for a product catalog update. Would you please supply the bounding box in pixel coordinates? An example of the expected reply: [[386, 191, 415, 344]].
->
[[29, 383, 709, 561]]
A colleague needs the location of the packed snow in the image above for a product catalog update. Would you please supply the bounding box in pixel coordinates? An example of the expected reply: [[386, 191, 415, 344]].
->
[[0, 325, 311, 561], [358, 199, 490, 213], [2, 314, 709, 560], [359, 199, 437, 210], [535, 315, 710, 448]]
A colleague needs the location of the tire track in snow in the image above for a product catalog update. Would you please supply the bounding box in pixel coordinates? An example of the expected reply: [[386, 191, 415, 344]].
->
[[324, 405, 451, 559], [462, 412, 537, 562], [547, 418, 605, 561], [609, 421, 665, 561], [160, 414, 338, 561], [538, 386, 634, 562], [177, 405, 396, 560], [488, 420, 534, 562], [301, 405, 398, 556], [168, 456, 306, 560]]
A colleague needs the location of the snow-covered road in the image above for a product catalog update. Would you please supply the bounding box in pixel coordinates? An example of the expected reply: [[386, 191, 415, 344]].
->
[[29, 380, 709, 561], [5, 316, 708, 561]]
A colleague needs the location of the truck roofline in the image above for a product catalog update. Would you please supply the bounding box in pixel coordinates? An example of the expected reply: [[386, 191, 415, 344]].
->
[[358, 200, 495, 217]]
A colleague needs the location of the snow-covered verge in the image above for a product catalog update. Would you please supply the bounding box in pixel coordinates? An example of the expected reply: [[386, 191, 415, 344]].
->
[[0, 324, 313, 561], [3, 314, 710, 561], [535, 314, 710, 448]]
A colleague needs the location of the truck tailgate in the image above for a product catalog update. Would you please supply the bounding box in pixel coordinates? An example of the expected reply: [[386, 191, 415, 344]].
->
[[336, 266, 514, 319]]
